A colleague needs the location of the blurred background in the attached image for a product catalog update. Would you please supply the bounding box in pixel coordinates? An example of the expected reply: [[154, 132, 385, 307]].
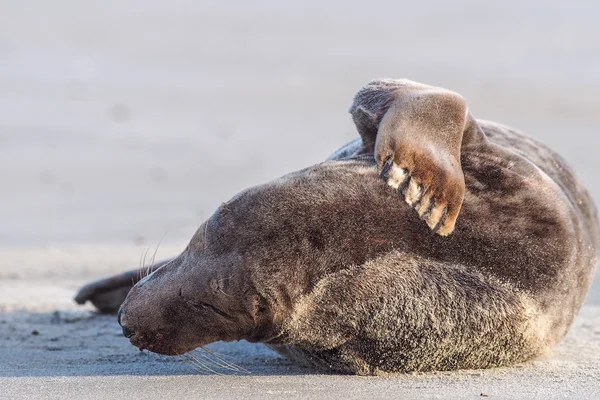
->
[[1, 0, 598, 304]]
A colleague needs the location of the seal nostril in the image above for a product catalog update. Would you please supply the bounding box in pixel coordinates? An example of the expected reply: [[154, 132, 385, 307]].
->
[[122, 325, 135, 339], [118, 310, 135, 338]]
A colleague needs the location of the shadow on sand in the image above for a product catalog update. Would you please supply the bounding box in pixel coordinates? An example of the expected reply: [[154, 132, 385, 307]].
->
[[0, 311, 317, 377]]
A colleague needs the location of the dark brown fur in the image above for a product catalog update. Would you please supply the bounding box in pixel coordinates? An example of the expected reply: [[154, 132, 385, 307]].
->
[[75, 79, 599, 375]]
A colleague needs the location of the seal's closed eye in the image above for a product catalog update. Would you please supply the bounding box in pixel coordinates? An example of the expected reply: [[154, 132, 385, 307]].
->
[[179, 286, 236, 321]]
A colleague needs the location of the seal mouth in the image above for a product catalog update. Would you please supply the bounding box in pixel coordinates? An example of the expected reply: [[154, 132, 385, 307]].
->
[[131, 340, 191, 356], [127, 333, 144, 350], [124, 329, 191, 355]]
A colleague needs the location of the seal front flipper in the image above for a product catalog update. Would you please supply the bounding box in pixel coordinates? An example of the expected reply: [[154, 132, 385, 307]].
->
[[349, 79, 487, 236], [74, 259, 173, 313]]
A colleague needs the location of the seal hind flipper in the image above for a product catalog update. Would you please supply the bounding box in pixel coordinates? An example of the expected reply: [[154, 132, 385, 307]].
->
[[74, 259, 173, 313]]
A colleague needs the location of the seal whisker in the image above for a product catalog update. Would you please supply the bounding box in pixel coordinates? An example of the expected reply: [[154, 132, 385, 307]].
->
[[148, 231, 168, 278], [140, 247, 151, 279], [191, 349, 236, 373], [179, 354, 205, 374], [137, 247, 146, 282], [193, 349, 238, 372], [200, 347, 250, 374], [177, 354, 205, 374], [185, 351, 223, 375], [181, 353, 213, 374]]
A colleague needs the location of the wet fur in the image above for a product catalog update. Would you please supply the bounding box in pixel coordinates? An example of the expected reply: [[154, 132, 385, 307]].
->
[[81, 80, 599, 375]]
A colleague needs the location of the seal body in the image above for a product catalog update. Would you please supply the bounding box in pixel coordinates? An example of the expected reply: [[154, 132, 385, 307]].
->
[[78, 80, 599, 375], [268, 122, 599, 374]]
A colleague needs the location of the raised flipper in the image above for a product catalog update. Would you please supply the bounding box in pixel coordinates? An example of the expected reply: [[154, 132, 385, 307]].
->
[[349, 79, 488, 235]]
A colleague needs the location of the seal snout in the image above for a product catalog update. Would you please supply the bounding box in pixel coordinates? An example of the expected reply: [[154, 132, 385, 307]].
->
[[121, 325, 135, 339], [118, 308, 136, 340], [117, 307, 179, 354], [117, 308, 130, 334]]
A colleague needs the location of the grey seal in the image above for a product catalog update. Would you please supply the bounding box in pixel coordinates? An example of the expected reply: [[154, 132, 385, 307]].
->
[[75, 79, 599, 375]]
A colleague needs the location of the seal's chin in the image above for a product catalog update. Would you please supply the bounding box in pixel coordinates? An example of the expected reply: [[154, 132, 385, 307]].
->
[[126, 330, 198, 355], [118, 308, 201, 355]]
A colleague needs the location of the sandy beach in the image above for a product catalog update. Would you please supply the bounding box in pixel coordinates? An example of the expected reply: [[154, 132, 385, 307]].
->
[[1, 0, 599, 398]]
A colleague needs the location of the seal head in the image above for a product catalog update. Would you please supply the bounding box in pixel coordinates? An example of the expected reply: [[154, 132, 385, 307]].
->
[[117, 241, 263, 355]]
